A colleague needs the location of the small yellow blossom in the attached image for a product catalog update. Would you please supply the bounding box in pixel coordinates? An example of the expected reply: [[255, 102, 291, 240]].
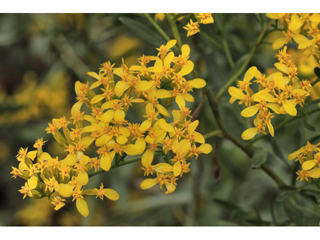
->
[[183, 19, 200, 37]]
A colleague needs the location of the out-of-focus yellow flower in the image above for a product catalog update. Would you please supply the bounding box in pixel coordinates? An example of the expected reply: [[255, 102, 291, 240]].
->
[[183, 19, 200, 37]]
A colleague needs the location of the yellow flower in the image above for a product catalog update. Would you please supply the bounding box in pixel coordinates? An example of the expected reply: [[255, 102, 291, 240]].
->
[[197, 13, 214, 24], [154, 13, 165, 22], [183, 19, 200, 37], [51, 196, 66, 211]]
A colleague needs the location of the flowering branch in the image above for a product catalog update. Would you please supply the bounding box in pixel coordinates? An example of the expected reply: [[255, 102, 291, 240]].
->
[[214, 20, 273, 101]]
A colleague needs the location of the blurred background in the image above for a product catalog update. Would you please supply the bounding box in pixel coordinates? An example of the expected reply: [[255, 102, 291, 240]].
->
[[1, 13, 320, 226]]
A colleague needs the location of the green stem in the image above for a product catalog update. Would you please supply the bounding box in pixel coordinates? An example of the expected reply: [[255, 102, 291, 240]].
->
[[165, 13, 183, 49], [199, 31, 223, 51], [214, 20, 273, 101], [213, 14, 234, 68], [88, 152, 163, 178], [246, 107, 320, 147], [144, 13, 171, 42], [203, 130, 222, 140]]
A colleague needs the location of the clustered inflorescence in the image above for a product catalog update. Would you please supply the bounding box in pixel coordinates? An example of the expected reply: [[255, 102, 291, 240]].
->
[[10, 39, 212, 217], [228, 47, 312, 140], [289, 141, 320, 181]]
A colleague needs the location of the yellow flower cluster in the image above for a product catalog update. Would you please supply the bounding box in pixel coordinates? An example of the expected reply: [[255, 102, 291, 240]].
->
[[11, 39, 212, 217], [267, 13, 320, 61], [288, 141, 320, 182], [184, 13, 214, 37], [228, 46, 313, 140]]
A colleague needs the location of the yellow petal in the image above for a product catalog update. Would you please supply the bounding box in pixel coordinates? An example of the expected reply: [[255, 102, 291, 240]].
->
[[57, 184, 74, 197], [156, 104, 170, 117], [87, 72, 100, 81], [75, 81, 82, 95], [116, 135, 128, 144], [241, 128, 258, 140], [124, 144, 141, 156], [228, 86, 244, 99], [141, 149, 154, 167], [244, 66, 257, 82], [229, 96, 237, 104], [81, 125, 97, 133], [81, 136, 95, 148], [302, 160, 317, 170], [189, 78, 206, 88], [65, 153, 77, 166], [309, 168, 320, 178], [71, 101, 83, 116], [173, 161, 181, 177], [90, 81, 102, 90], [28, 175, 38, 189], [241, 105, 259, 117], [140, 120, 152, 132], [113, 109, 126, 123], [179, 61, 194, 76], [274, 63, 289, 74], [194, 132, 205, 144], [76, 198, 89, 217], [135, 137, 146, 154], [155, 163, 173, 173], [175, 95, 186, 109], [188, 120, 199, 133], [91, 94, 105, 104], [181, 44, 190, 56], [101, 110, 115, 123], [158, 118, 174, 132], [100, 154, 111, 171], [140, 178, 158, 190], [267, 122, 274, 137], [166, 39, 177, 49], [164, 52, 174, 67], [135, 81, 154, 92], [114, 81, 130, 97], [273, 72, 285, 90], [182, 93, 194, 102], [77, 171, 89, 186], [101, 99, 120, 110], [119, 126, 131, 137], [289, 14, 303, 31], [83, 115, 98, 123], [27, 150, 37, 161], [155, 89, 172, 99], [272, 38, 286, 50], [104, 189, 120, 201], [266, 103, 280, 114], [96, 134, 113, 147], [293, 34, 309, 44], [199, 143, 213, 154], [288, 148, 304, 160], [40, 152, 52, 161], [283, 101, 297, 116]]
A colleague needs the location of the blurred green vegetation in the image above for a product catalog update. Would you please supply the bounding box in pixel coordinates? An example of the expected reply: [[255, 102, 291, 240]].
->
[[2, 13, 320, 226]]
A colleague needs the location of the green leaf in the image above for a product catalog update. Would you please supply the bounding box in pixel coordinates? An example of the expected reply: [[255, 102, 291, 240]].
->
[[251, 146, 267, 169], [276, 190, 298, 202], [227, 54, 249, 80], [305, 98, 320, 107], [119, 17, 166, 47], [284, 197, 320, 226], [303, 117, 316, 131], [270, 138, 291, 168]]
